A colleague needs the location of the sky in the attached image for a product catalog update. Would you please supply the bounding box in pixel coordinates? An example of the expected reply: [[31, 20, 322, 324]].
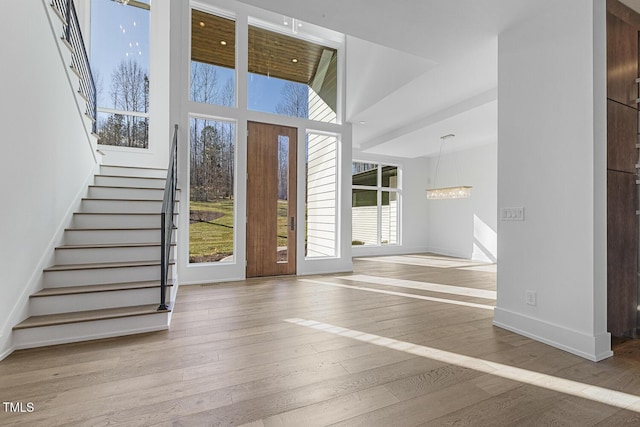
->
[[90, 0, 292, 115], [90, 0, 150, 108]]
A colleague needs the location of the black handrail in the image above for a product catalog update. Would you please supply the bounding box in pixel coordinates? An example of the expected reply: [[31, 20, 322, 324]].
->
[[160, 124, 178, 311], [51, 0, 97, 133]]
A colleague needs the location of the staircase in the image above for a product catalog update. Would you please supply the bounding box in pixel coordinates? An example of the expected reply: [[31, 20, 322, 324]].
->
[[13, 165, 178, 349]]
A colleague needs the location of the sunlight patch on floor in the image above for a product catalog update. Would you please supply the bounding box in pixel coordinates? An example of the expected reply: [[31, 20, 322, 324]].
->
[[336, 274, 496, 300], [285, 318, 640, 413], [301, 279, 495, 310], [354, 255, 491, 269]]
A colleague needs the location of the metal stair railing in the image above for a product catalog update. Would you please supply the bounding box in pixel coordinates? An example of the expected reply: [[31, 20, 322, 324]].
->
[[160, 124, 178, 311], [51, 0, 97, 133]]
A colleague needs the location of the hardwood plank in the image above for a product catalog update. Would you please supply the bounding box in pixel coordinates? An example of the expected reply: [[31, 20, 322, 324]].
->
[[331, 379, 496, 427], [259, 385, 399, 427], [5, 254, 640, 426]]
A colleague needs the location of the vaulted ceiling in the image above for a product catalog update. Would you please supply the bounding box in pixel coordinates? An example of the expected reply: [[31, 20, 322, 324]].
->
[[236, 0, 555, 158]]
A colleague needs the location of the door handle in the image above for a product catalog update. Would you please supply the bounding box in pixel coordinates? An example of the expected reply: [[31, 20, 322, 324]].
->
[[290, 217, 295, 231]]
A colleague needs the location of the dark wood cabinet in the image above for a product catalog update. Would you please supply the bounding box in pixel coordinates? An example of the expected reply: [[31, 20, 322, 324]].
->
[[607, 170, 638, 336], [607, 0, 639, 337], [607, 11, 638, 107], [607, 100, 638, 173]]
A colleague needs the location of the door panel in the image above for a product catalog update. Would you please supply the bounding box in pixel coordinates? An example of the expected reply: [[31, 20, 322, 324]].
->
[[246, 122, 297, 277]]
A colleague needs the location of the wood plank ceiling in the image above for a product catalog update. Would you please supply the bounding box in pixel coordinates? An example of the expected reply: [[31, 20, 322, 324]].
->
[[191, 9, 336, 85]]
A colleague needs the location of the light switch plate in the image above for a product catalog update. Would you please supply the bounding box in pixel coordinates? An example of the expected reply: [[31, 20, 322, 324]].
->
[[501, 207, 524, 221]]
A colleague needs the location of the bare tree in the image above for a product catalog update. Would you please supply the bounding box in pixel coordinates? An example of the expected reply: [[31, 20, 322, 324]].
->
[[275, 82, 308, 119], [97, 59, 149, 147], [190, 62, 219, 104], [111, 58, 147, 112]]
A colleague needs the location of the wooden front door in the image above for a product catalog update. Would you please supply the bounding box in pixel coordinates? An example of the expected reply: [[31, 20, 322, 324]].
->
[[246, 122, 297, 277]]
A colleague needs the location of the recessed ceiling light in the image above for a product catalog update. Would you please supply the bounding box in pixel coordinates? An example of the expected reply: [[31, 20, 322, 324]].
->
[[220, 40, 227, 46], [199, 21, 205, 27], [291, 58, 298, 63], [359, 121, 366, 125]]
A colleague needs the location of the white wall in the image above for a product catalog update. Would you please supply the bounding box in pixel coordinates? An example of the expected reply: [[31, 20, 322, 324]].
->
[[495, 0, 610, 361], [426, 142, 497, 262], [0, 0, 98, 359], [352, 151, 430, 257]]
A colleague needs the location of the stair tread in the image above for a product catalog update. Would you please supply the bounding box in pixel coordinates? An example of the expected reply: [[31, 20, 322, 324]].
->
[[74, 212, 176, 215], [65, 226, 176, 231], [89, 184, 180, 189], [82, 198, 176, 202], [13, 304, 170, 330], [96, 174, 166, 181], [32, 279, 175, 297], [101, 165, 167, 171], [44, 259, 176, 272], [89, 185, 165, 190], [57, 242, 175, 250]]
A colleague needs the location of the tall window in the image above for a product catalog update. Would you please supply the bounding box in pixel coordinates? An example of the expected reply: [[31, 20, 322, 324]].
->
[[352, 162, 400, 246], [189, 117, 236, 263], [190, 9, 236, 107], [248, 24, 337, 123], [306, 132, 338, 258], [91, 0, 150, 148]]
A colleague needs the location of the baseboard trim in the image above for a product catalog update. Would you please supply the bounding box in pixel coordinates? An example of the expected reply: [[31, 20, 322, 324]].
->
[[0, 342, 15, 362], [493, 307, 613, 362]]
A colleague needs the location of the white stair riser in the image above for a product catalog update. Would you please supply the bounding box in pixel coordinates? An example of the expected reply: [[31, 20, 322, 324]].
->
[[13, 312, 170, 350], [80, 199, 171, 213], [94, 175, 166, 189], [64, 229, 176, 245], [30, 288, 170, 316], [100, 166, 167, 179], [72, 213, 177, 228], [43, 264, 175, 287], [54, 245, 175, 265], [88, 186, 165, 200]]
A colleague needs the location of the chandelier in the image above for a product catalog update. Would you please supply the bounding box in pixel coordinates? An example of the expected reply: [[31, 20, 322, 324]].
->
[[425, 134, 472, 200]]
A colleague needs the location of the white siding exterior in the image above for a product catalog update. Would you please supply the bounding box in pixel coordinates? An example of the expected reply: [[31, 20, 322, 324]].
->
[[306, 133, 337, 257]]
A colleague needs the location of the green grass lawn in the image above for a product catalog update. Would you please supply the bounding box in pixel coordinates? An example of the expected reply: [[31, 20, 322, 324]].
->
[[189, 199, 290, 263], [189, 199, 234, 263]]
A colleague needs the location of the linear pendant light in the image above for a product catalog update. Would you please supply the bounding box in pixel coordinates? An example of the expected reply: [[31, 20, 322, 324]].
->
[[426, 134, 472, 200]]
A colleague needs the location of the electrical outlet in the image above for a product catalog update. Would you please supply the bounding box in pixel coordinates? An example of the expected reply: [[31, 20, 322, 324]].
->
[[526, 290, 537, 306]]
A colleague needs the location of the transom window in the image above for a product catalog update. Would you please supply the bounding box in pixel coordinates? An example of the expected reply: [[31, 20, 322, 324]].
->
[[190, 9, 236, 107], [248, 25, 337, 123]]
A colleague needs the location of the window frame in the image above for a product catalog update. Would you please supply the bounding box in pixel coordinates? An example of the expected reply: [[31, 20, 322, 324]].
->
[[91, 0, 151, 149], [352, 161, 401, 247], [187, 113, 238, 265]]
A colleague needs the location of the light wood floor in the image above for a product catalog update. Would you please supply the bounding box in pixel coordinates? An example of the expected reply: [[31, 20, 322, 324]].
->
[[2, 254, 640, 426]]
